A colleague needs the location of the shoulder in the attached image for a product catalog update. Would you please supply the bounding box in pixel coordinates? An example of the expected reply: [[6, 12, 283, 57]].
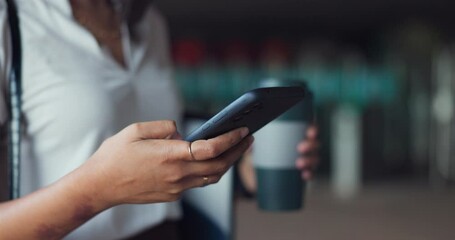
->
[[144, 5, 169, 34], [147, 6, 167, 24], [131, 4, 170, 50]]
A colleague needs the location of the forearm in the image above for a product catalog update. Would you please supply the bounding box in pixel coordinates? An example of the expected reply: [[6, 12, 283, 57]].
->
[[0, 121, 254, 239], [0, 161, 110, 239]]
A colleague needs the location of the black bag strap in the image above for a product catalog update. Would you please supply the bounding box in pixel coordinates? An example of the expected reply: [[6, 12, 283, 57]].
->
[[5, 0, 23, 200]]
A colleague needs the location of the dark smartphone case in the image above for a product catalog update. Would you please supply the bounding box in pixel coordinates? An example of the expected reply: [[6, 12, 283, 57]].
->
[[185, 86, 306, 142]]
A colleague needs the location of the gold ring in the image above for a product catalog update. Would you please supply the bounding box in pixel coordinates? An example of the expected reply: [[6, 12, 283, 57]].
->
[[202, 176, 209, 187], [187, 142, 196, 161]]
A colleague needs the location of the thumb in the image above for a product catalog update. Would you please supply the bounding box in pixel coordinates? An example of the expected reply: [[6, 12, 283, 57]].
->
[[121, 120, 178, 140]]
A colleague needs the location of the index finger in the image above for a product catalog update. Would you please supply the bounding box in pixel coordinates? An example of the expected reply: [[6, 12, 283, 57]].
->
[[188, 127, 249, 161]]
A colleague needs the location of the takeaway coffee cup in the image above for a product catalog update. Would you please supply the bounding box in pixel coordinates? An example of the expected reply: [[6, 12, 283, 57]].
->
[[252, 79, 314, 211]]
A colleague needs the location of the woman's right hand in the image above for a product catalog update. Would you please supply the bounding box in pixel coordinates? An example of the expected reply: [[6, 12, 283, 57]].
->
[[0, 121, 252, 240], [84, 120, 253, 208]]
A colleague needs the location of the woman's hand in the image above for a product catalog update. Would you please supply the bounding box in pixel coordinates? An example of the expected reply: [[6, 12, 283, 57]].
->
[[87, 120, 253, 207], [237, 124, 319, 194], [0, 120, 252, 239], [296, 125, 319, 180]]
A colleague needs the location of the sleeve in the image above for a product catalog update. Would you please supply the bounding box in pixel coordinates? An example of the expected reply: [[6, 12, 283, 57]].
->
[[0, 1, 10, 126]]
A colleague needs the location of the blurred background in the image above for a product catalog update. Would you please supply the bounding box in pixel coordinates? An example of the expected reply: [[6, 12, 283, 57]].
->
[[155, 0, 455, 239]]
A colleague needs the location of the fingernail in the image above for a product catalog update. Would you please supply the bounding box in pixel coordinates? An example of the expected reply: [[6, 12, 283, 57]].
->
[[241, 128, 249, 138]]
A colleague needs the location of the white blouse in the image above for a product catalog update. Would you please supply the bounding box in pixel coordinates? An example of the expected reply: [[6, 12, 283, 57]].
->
[[0, 0, 183, 239]]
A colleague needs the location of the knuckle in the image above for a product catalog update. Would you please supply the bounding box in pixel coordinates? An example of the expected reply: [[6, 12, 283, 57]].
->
[[102, 136, 114, 146], [162, 152, 174, 164], [163, 120, 177, 132], [230, 129, 244, 142], [215, 163, 229, 175], [166, 193, 181, 202], [205, 144, 221, 158], [166, 165, 186, 183], [212, 175, 222, 184], [128, 122, 143, 135], [232, 132, 241, 144], [168, 185, 183, 195], [166, 174, 181, 184], [176, 165, 187, 178], [164, 175, 176, 184]]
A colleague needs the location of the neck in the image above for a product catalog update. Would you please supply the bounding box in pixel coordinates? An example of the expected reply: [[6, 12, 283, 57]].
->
[[69, 0, 126, 67]]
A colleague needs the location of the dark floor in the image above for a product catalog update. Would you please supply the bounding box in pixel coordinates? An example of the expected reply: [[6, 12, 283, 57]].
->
[[235, 179, 455, 240]]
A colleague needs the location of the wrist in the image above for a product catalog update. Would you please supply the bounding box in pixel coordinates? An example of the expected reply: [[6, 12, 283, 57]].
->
[[61, 159, 115, 215]]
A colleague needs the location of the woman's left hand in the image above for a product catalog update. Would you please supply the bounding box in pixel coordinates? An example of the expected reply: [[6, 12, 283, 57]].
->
[[237, 125, 320, 194], [296, 125, 319, 180]]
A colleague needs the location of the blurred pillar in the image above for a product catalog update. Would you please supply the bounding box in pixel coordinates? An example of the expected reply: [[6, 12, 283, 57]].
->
[[331, 104, 362, 199], [430, 47, 455, 186]]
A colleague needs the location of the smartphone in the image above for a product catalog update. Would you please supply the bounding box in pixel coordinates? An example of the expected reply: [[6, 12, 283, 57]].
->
[[185, 86, 307, 142]]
